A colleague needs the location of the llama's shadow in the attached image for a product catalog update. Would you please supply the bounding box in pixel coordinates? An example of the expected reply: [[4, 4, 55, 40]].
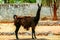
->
[[9, 38, 49, 40]]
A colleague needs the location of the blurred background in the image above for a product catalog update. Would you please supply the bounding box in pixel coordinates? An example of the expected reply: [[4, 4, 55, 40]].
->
[[0, 0, 60, 22]]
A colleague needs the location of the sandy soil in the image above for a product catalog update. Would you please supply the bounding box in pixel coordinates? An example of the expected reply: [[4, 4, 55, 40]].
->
[[0, 23, 60, 40], [0, 23, 60, 33], [0, 35, 60, 40]]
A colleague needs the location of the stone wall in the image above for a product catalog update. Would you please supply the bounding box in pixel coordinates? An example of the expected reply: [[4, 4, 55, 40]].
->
[[0, 4, 38, 22], [0, 3, 60, 22]]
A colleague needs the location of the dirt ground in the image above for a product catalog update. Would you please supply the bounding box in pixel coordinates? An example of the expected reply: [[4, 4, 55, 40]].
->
[[0, 35, 60, 40], [0, 22, 60, 40]]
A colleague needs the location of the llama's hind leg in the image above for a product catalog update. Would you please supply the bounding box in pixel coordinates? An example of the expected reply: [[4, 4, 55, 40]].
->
[[32, 28, 34, 39], [15, 26, 20, 40]]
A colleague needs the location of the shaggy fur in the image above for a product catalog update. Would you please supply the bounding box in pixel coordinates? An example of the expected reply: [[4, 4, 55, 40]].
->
[[13, 4, 42, 40]]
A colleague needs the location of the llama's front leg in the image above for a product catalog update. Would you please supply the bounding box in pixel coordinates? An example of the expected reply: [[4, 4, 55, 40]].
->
[[32, 28, 37, 39], [34, 29, 37, 39], [15, 26, 20, 40]]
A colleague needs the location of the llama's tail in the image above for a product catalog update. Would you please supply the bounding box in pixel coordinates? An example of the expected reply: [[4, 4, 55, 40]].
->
[[13, 15, 17, 19]]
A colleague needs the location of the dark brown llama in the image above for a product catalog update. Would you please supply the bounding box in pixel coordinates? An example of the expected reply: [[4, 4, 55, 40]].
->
[[13, 4, 42, 40]]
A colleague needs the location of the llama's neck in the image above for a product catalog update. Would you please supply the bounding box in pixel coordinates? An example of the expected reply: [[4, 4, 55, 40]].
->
[[34, 6, 41, 22]]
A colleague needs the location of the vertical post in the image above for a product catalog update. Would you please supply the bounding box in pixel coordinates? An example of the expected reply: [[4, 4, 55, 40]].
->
[[53, 1, 57, 20]]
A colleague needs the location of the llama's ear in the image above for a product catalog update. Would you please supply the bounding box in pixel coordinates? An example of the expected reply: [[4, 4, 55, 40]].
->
[[41, 3, 42, 7], [37, 3, 40, 7]]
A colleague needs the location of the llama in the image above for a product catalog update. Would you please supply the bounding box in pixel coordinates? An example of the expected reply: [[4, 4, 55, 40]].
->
[[13, 4, 42, 40]]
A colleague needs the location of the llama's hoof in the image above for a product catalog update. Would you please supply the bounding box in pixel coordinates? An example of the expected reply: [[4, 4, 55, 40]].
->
[[16, 38, 19, 40], [32, 38, 34, 39], [32, 38, 37, 40], [32, 37, 37, 40]]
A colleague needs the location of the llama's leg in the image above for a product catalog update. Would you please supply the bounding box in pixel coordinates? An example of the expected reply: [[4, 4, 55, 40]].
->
[[33, 29, 36, 39], [15, 26, 20, 40], [32, 28, 34, 39], [32, 28, 36, 39]]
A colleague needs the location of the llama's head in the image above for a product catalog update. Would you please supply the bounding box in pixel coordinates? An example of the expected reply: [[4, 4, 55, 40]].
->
[[37, 3, 42, 9]]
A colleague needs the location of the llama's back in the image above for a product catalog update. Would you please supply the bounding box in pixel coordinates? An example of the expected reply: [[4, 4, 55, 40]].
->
[[20, 16, 34, 26]]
